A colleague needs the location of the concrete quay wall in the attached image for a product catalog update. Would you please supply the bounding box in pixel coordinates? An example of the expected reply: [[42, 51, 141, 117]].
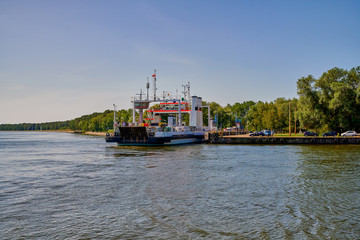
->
[[206, 133, 360, 144]]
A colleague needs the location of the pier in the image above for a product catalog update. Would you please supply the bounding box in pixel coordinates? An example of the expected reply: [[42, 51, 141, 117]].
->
[[206, 133, 360, 144]]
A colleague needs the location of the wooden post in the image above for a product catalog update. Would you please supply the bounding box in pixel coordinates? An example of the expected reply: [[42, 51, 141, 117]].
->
[[113, 104, 116, 133]]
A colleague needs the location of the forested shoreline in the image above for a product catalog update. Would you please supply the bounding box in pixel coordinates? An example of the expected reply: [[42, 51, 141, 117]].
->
[[1, 66, 359, 133]]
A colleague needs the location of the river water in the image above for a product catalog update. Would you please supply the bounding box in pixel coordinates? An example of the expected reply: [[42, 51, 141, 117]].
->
[[0, 131, 359, 239]]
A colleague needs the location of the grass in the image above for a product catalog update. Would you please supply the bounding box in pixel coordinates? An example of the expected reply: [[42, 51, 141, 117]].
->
[[274, 133, 305, 137]]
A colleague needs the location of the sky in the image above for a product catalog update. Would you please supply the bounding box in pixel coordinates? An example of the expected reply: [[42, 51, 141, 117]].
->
[[1, 0, 359, 124]]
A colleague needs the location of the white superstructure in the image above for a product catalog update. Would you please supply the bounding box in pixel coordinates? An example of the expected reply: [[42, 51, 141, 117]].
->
[[107, 70, 216, 146]]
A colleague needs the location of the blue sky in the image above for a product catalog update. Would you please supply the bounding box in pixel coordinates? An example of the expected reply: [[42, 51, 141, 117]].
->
[[1, 0, 359, 124]]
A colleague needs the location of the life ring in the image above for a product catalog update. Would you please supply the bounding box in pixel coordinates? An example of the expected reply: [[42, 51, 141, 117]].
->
[[280, 138, 285, 143]]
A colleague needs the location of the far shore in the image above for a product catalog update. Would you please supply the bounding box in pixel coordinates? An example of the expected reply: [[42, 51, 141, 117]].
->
[[1, 129, 108, 137], [83, 131, 106, 136], [65, 130, 107, 137]]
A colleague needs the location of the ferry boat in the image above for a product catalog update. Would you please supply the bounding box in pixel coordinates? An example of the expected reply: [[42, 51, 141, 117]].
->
[[105, 71, 214, 146]]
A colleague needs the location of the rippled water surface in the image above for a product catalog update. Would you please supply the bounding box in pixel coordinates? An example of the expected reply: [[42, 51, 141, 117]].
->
[[1, 131, 359, 239]]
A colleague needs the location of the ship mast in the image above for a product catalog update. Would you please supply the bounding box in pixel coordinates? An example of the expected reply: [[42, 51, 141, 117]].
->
[[182, 84, 187, 101], [136, 89, 144, 101], [146, 77, 150, 101], [182, 82, 191, 103], [136, 89, 145, 124]]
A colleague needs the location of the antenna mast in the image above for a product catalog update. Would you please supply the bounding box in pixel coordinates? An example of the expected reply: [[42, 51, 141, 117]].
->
[[152, 69, 157, 101], [187, 82, 191, 102]]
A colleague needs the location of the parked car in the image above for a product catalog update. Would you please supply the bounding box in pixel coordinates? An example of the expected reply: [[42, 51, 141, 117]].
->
[[322, 131, 337, 137], [341, 131, 357, 137], [250, 131, 265, 136], [304, 131, 318, 136], [263, 130, 272, 136], [224, 127, 232, 132]]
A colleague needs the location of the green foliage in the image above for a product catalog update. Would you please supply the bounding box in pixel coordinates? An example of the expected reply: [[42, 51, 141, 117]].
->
[[204, 101, 255, 129], [296, 66, 360, 132], [0, 121, 70, 131], [245, 98, 298, 132]]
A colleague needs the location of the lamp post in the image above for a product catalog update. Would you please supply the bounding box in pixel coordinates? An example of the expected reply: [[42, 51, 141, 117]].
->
[[289, 100, 291, 136], [294, 106, 297, 135], [113, 104, 116, 133]]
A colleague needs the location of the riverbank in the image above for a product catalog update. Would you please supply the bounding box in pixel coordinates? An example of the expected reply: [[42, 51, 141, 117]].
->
[[0, 129, 107, 137], [83, 131, 106, 136], [46, 129, 106, 136], [70, 130, 106, 137]]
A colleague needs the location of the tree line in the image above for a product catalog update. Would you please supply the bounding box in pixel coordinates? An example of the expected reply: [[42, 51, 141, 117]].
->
[[0, 109, 134, 132], [1, 66, 359, 133]]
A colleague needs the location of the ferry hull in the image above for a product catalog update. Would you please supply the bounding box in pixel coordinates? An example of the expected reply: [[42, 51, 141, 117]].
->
[[115, 136, 205, 146], [105, 125, 207, 147]]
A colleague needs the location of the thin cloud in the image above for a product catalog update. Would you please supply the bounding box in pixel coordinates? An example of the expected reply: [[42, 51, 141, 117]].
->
[[164, 55, 196, 66], [56, 64, 93, 80], [132, 42, 197, 66]]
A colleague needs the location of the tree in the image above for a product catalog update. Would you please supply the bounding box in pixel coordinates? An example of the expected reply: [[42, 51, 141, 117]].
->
[[296, 66, 360, 132]]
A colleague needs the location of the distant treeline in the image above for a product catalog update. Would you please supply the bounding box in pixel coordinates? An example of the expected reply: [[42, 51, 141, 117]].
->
[[1, 66, 359, 133], [0, 121, 70, 131], [0, 109, 133, 132]]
